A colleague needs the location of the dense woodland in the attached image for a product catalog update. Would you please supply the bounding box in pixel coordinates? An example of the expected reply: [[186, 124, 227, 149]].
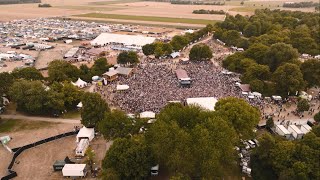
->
[[193, 9, 226, 14], [214, 9, 320, 96]]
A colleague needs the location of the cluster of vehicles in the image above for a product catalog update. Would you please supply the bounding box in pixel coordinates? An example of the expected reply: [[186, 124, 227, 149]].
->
[[235, 139, 259, 177]]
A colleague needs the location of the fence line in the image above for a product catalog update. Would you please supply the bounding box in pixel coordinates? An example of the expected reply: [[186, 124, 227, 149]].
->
[[1, 130, 79, 180]]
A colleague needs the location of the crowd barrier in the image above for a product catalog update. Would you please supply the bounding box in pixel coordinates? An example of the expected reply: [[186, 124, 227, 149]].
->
[[1, 130, 78, 180]]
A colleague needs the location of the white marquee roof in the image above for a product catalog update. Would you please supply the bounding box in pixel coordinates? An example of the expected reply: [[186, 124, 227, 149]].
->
[[91, 33, 156, 47], [186, 97, 218, 111]]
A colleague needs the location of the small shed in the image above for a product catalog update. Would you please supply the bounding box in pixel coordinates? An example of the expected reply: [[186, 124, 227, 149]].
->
[[76, 127, 95, 142], [103, 70, 118, 82], [62, 164, 87, 177]]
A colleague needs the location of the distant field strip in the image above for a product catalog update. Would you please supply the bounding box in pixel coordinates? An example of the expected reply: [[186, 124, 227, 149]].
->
[[89, 0, 143, 5], [74, 13, 217, 25], [55, 6, 125, 11]]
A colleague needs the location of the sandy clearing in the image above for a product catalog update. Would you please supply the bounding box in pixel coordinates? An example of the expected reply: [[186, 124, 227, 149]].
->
[[0, 123, 79, 178]]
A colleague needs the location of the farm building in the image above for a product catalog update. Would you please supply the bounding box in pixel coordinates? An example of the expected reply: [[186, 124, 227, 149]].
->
[[186, 97, 218, 111], [91, 33, 156, 49]]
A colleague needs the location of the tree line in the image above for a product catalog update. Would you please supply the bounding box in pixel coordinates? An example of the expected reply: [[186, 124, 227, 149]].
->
[[283, 1, 319, 8], [142, 24, 213, 57], [214, 9, 320, 96], [0, 0, 40, 4], [193, 9, 226, 15]]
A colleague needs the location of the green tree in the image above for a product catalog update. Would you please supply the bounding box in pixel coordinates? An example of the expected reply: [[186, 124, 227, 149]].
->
[[102, 136, 153, 180], [266, 117, 274, 129], [244, 43, 270, 63], [9, 80, 47, 115], [272, 63, 305, 96], [81, 92, 109, 127], [215, 97, 260, 138], [48, 60, 80, 82], [222, 52, 245, 72], [154, 45, 164, 58], [85, 146, 96, 172], [300, 59, 320, 87], [297, 99, 310, 112], [314, 112, 320, 123], [45, 89, 65, 115], [242, 64, 271, 83], [221, 30, 241, 46], [263, 43, 299, 71], [170, 35, 189, 51], [117, 51, 139, 65], [238, 58, 256, 73], [244, 23, 259, 37], [61, 82, 82, 109], [101, 168, 120, 180], [98, 109, 133, 140], [79, 64, 92, 82], [91, 57, 109, 76], [142, 43, 155, 56], [0, 72, 14, 96], [12, 67, 43, 80], [189, 43, 213, 61], [162, 43, 173, 55]]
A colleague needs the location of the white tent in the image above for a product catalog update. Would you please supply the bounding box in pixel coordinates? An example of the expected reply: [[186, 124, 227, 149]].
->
[[91, 33, 155, 47], [76, 127, 95, 142], [140, 111, 156, 119], [186, 97, 218, 111], [77, 102, 83, 108], [116, 85, 129, 91], [62, 164, 87, 177], [73, 78, 88, 88]]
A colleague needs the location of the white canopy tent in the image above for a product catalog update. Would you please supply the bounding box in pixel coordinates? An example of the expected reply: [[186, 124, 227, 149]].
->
[[76, 127, 95, 142], [77, 102, 83, 108], [72, 78, 88, 88], [140, 111, 156, 119]]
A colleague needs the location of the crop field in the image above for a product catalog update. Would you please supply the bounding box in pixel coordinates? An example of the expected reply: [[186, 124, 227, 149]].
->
[[75, 13, 217, 25]]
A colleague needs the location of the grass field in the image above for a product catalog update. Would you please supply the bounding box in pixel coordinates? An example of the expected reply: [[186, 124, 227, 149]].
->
[[0, 119, 56, 133], [75, 13, 217, 25]]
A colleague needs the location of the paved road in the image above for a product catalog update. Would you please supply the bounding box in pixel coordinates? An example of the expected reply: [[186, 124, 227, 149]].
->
[[0, 114, 81, 124]]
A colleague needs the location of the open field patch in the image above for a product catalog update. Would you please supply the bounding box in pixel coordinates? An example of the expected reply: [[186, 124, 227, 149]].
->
[[0, 119, 57, 133], [74, 13, 217, 25]]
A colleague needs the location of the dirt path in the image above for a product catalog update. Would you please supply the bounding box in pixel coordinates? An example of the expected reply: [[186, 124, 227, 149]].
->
[[0, 114, 81, 124]]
